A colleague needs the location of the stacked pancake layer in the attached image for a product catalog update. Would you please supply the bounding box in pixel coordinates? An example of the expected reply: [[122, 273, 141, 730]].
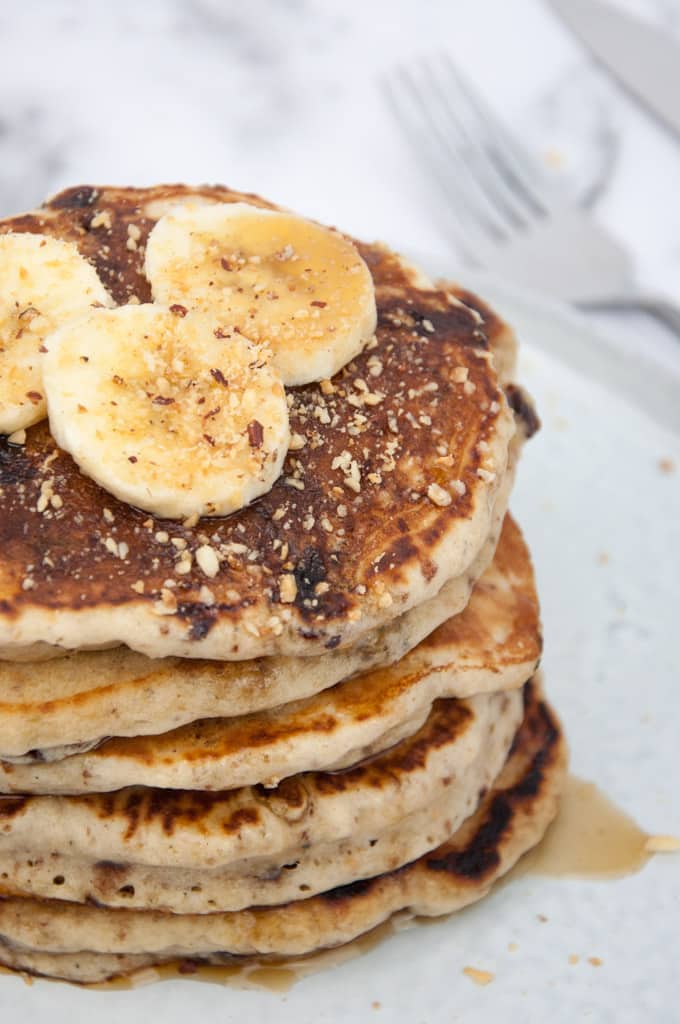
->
[[0, 185, 566, 985]]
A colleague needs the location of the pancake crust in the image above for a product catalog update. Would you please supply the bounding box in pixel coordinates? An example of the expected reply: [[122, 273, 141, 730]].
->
[[0, 684, 566, 983], [0, 185, 516, 660], [0, 689, 523, 913], [0, 689, 521, 879], [0, 471, 514, 758], [0, 514, 541, 793]]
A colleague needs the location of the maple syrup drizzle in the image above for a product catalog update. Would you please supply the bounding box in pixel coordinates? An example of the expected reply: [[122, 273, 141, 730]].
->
[[515, 774, 652, 880]]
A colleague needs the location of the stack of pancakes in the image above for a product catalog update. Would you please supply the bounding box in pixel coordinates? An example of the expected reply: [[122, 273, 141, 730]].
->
[[0, 185, 566, 985]]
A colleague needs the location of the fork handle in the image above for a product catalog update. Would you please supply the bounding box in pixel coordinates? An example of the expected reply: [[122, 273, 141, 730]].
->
[[637, 296, 680, 339], [579, 294, 680, 339]]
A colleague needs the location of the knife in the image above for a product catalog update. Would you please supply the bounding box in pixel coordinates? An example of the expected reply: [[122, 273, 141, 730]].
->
[[549, 0, 680, 139]]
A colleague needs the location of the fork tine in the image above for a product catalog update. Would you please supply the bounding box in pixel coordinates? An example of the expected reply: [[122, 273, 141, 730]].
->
[[422, 55, 535, 231], [439, 55, 563, 216], [381, 106, 490, 260], [385, 65, 512, 245], [382, 73, 504, 259]]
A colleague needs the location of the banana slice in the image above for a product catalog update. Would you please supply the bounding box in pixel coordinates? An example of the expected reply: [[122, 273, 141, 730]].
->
[[145, 202, 377, 386], [0, 233, 113, 434], [43, 305, 290, 519]]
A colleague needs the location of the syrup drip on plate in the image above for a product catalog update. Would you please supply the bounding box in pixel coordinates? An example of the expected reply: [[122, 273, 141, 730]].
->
[[515, 774, 654, 879]]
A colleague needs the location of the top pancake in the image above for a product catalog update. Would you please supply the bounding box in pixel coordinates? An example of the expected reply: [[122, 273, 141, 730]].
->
[[0, 184, 517, 660]]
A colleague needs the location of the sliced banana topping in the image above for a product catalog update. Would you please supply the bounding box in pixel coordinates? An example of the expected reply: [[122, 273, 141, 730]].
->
[[145, 202, 377, 386], [0, 233, 113, 434], [43, 305, 290, 520]]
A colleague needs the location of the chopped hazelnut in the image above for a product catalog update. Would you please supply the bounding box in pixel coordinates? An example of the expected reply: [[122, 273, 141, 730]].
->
[[279, 573, 297, 603]]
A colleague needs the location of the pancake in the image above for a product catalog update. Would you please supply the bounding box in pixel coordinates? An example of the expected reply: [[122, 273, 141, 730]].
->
[[0, 685, 566, 984], [0, 184, 518, 661], [0, 515, 540, 793], [0, 687, 523, 910], [0, 181, 564, 995], [0, 697, 521, 914], [0, 435, 527, 759]]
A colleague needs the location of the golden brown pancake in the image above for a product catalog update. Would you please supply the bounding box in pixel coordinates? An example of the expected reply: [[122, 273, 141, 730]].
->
[[0, 515, 541, 793], [0, 471, 515, 759], [0, 686, 524, 913], [0, 185, 518, 661], [0, 683, 566, 984], [0, 185, 561, 993]]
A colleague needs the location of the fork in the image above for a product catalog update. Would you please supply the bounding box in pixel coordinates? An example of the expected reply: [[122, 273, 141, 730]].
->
[[383, 54, 680, 336]]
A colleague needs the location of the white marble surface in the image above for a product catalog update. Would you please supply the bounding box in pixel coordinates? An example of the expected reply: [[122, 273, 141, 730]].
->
[[1, 0, 679, 368]]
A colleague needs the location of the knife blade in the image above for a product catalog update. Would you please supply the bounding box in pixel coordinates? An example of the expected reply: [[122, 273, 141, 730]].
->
[[549, 0, 680, 139]]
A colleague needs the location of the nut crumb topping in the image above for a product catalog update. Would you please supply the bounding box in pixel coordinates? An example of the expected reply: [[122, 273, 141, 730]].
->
[[279, 573, 297, 603], [196, 544, 220, 578], [154, 587, 178, 615], [427, 482, 452, 507], [89, 210, 112, 230], [288, 432, 306, 450], [175, 550, 193, 575]]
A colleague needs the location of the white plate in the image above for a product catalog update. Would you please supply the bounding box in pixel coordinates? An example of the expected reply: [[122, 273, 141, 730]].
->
[[1, 279, 679, 1024]]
